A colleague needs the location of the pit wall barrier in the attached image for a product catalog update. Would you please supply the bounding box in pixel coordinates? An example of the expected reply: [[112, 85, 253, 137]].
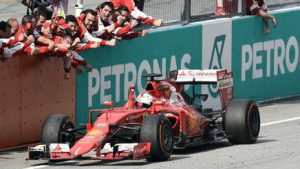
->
[[77, 7, 300, 125], [233, 8, 300, 101], [0, 55, 75, 149]]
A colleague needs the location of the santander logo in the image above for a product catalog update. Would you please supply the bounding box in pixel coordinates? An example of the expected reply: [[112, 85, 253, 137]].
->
[[178, 71, 187, 76]]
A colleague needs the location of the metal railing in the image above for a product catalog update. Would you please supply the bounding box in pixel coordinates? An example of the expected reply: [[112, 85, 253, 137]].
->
[[142, 0, 300, 25]]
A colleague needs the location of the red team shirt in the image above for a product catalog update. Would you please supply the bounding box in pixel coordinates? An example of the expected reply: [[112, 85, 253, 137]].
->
[[110, 0, 155, 25], [110, 0, 135, 12], [246, 0, 267, 15]]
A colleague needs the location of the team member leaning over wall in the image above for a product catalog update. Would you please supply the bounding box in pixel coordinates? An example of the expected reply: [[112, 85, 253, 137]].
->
[[0, 21, 34, 61], [93, 2, 120, 40], [246, 0, 277, 35], [109, 0, 163, 27], [111, 5, 149, 40]]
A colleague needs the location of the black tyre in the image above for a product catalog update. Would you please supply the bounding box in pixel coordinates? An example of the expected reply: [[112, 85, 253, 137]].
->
[[139, 115, 173, 161], [41, 114, 74, 146], [224, 99, 260, 144]]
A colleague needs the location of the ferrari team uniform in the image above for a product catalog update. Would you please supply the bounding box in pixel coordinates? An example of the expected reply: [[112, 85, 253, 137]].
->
[[112, 25, 139, 40], [0, 38, 29, 59], [11, 25, 50, 55], [75, 18, 107, 45], [91, 16, 118, 39], [246, 0, 267, 15], [77, 11, 119, 40], [110, 0, 156, 25], [53, 36, 90, 74]]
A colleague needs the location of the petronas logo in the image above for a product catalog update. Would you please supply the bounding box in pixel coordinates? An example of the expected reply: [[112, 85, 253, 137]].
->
[[209, 35, 226, 69], [208, 35, 226, 98]]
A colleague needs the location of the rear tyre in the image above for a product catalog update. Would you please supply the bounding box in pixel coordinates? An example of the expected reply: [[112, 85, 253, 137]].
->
[[139, 114, 173, 161], [224, 99, 260, 144], [41, 114, 74, 146]]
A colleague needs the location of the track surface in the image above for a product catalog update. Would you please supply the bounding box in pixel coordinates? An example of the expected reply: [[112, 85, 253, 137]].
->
[[1, 97, 300, 169]]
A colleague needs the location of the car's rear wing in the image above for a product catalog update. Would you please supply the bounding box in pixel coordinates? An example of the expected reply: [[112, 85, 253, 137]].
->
[[169, 69, 225, 83], [169, 69, 234, 109]]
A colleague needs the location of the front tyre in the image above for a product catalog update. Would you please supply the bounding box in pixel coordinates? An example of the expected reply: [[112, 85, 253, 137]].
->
[[139, 114, 174, 161], [41, 114, 75, 146], [224, 100, 260, 144]]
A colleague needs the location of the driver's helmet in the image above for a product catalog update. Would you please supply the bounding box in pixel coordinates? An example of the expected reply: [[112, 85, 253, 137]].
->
[[136, 92, 153, 108]]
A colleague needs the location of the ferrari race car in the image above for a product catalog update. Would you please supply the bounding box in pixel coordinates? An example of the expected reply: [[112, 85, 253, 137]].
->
[[28, 69, 260, 162]]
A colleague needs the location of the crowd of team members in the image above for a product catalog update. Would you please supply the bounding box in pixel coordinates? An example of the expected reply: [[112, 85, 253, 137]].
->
[[0, 1, 162, 79]]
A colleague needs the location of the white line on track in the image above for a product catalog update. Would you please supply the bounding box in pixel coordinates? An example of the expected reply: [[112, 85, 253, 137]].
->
[[261, 117, 300, 126], [23, 165, 49, 169], [56, 160, 78, 164]]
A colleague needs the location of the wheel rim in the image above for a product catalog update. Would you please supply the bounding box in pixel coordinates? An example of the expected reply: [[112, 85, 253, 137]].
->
[[249, 108, 260, 137], [162, 124, 173, 151]]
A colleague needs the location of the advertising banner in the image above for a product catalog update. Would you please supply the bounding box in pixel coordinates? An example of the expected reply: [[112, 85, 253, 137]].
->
[[202, 18, 232, 109], [232, 10, 300, 100]]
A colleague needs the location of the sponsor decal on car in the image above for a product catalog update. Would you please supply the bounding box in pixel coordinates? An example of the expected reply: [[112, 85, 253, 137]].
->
[[126, 114, 141, 121], [88, 129, 102, 136], [96, 123, 107, 127], [49, 144, 70, 152]]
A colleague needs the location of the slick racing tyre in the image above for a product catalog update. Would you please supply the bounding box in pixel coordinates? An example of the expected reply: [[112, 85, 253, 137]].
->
[[224, 99, 260, 144], [41, 114, 75, 146], [140, 114, 174, 161]]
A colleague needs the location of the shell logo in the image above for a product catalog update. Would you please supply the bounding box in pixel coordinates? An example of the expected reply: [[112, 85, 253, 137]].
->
[[79, 141, 92, 144], [88, 129, 102, 136]]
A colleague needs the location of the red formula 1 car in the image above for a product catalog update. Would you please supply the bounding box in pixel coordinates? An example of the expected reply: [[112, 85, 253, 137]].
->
[[28, 69, 260, 162]]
